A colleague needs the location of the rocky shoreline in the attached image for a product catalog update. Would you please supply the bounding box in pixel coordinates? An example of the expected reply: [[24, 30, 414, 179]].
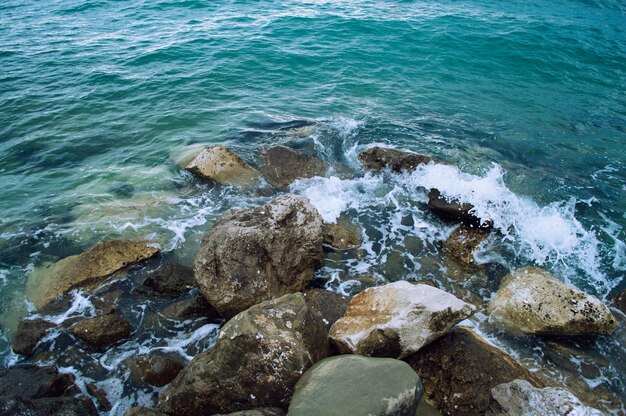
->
[[1, 145, 624, 416]]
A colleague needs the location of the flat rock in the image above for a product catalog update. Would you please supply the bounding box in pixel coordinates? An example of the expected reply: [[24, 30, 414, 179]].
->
[[288, 355, 423, 416], [259, 145, 327, 189], [26, 240, 159, 308], [358, 146, 434, 172], [405, 327, 544, 416], [322, 216, 362, 250], [194, 194, 323, 318], [185, 145, 259, 185], [303, 288, 350, 331], [428, 189, 491, 229], [487, 379, 604, 416], [12, 319, 56, 355], [127, 354, 185, 387], [135, 262, 195, 297], [487, 268, 617, 335], [69, 314, 132, 349], [157, 293, 328, 415], [0, 396, 98, 416], [0, 365, 79, 399], [329, 281, 475, 358]]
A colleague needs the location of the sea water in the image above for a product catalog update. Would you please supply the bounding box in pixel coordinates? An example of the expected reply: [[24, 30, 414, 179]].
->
[[1, 0, 625, 413]]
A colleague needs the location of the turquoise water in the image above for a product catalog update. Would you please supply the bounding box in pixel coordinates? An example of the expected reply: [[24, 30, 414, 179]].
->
[[1, 0, 626, 412]]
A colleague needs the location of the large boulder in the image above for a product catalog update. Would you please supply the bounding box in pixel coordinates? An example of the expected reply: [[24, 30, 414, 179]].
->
[[26, 240, 159, 307], [157, 293, 328, 415], [259, 146, 327, 189], [428, 189, 491, 228], [487, 379, 604, 416], [0, 396, 97, 416], [288, 355, 423, 416], [194, 194, 323, 318], [12, 319, 56, 355], [329, 281, 475, 358], [303, 289, 350, 331], [185, 145, 259, 185], [405, 327, 544, 416], [487, 268, 617, 335], [358, 146, 434, 172], [69, 314, 132, 349]]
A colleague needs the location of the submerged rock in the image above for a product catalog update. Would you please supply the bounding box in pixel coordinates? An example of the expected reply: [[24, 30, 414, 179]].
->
[[303, 289, 350, 331], [0, 395, 98, 416], [259, 145, 327, 189], [405, 327, 543, 416], [69, 314, 132, 349], [194, 194, 323, 318], [428, 188, 492, 229], [85, 383, 111, 412], [487, 379, 604, 416], [157, 293, 328, 415], [487, 268, 617, 335], [0, 365, 79, 399], [213, 409, 285, 416], [134, 262, 195, 297], [27, 240, 159, 308], [127, 354, 184, 387], [185, 145, 259, 185], [12, 319, 56, 355], [442, 225, 489, 270], [358, 146, 434, 172], [322, 216, 362, 250], [288, 355, 423, 416], [160, 292, 220, 321], [610, 288, 626, 315], [329, 281, 475, 358]]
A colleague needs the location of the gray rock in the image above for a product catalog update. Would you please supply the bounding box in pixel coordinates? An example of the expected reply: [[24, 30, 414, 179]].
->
[[303, 289, 350, 331], [135, 262, 195, 297], [329, 281, 475, 358], [288, 355, 423, 416], [124, 407, 168, 416], [69, 314, 132, 349], [157, 293, 328, 416], [185, 145, 259, 185], [358, 146, 434, 173], [259, 146, 327, 189], [487, 379, 604, 416], [127, 354, 185, 387], [12, 319, 56, 355], [160, 292, 220, 321], [487, 268, 617, 336], [0, 365, 79, 399], [194, 194, 323, 318], [0, 396, 97, 416]]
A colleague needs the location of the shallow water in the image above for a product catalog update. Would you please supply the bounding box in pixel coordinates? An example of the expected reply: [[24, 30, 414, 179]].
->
[[1, 0, 625, 414]]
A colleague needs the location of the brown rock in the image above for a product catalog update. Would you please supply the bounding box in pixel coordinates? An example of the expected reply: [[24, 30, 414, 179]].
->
[[358, 146, 434, 173], [127, 355, 184, 387], [259, 145, 328, 189], [0, 365, 79, 399], [69, 314, 132, 349], [428, 189, 492, 229], [160, 293, 221, 321], [404, 327, 544, 416], [442, 225, 489, 269], [124, 407, 168, 416], [185, 145, 259, 185], [194, 194, 323, 318], [0, 395, 98, 416], [26, 240, 159, 308], [12, 319, 56, 355], [322, 216, 362, 250], [303, 289, 350, 331], [85, 383, 111, 412], [610, 288, 626, 315]]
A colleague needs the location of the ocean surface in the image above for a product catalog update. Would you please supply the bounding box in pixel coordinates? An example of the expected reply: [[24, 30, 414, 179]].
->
[[1, 0, 625, 413]]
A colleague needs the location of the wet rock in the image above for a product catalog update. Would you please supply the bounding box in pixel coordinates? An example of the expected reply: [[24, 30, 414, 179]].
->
[[303, 288, 350, 331], [289, 355, 423, 416], [428, 188, 492, 228], [405, 327, 544, 416], [329, 281, 475, 358], [85, 383, 111, 412], [487, 379, 604, 416], [358, 146, 434, 172], [26, 240, 159, 308], [160, 292, 220, 321], [442, 225, 489, 270], [259, 145, 327, 189], [0, 365, 79, 399], [135, 263, 195, 297], [12, 319, 56, 355], [610, 288, 626, 315], [157, 293, 328, 415], [322, 216, 362, 250], [194, 194, 323, 318], [124, 408, 168, 416], [128, 354, 185, 387], [69, 314, 132, 349], [487, 268, 617, 335], [213, 409, 285, 416], [185, 145, 259, 185], [91, 289, 125, 315], [0, 395, 98, 416]]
